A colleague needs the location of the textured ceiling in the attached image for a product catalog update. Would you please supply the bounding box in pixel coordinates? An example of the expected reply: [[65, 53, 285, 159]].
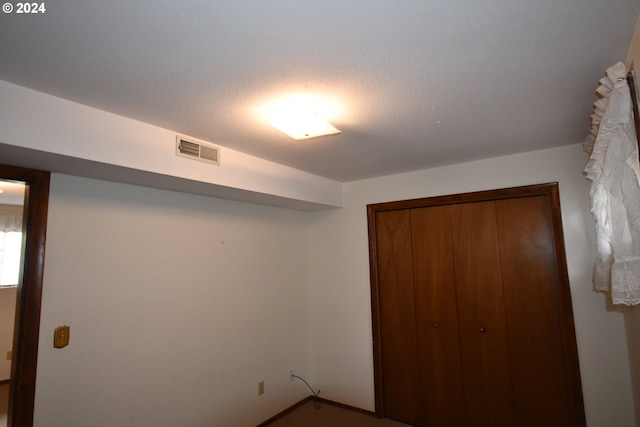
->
[[0, 1, 638, 182]]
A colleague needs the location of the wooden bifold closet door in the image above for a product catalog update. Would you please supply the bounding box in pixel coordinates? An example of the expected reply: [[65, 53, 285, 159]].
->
[[368, 184, 585, 427]]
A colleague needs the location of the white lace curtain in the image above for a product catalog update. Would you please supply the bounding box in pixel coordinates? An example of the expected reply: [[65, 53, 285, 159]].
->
[[0, 205, 23, 233], [0, 204, 23, 287], [584, 61, 640, 306]]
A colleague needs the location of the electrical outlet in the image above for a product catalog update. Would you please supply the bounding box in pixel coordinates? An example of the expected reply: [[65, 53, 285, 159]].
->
[[5, 351, 11, 361], [289, 369, 294, 382], [258, 381, 264, 395]]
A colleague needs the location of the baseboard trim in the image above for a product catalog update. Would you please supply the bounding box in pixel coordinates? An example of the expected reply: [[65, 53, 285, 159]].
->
[[256, 395, 378, 426], [0, 379, 9, 386], [256, 396, 314, 427], [314, 396, 377, 418]]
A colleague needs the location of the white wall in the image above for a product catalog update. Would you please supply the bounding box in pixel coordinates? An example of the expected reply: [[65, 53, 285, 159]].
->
[[29, 144, 637, 426], [307, 144, 636, 427], [34, 174, 313, 427], [0, 287, 16, 380]]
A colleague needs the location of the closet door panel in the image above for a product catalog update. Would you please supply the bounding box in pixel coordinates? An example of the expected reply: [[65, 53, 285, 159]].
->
[[411, 206, 466, 427], [496, 196, 574, 426], [375, 210, 421, 425], [451, 201, 515, 427]]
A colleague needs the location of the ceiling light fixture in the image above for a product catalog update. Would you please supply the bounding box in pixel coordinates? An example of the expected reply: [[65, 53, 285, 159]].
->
[[260, 94, 342, 140], [270, 111, 341, 140]]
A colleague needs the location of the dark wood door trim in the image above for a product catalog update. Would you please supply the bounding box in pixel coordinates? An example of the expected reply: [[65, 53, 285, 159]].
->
[[367, 183, 585, 424], [0, 164, 50, 427]]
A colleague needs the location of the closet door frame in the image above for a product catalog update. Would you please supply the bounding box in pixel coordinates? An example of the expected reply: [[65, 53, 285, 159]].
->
[[366, 182, 584, 423]]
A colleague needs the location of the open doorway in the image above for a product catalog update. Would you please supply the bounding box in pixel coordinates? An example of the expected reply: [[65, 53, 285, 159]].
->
[[0, 165, 49, 427], [0, 180, 25, 427]]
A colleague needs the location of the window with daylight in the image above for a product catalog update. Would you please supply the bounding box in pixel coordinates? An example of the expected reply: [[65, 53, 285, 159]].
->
[[0, 231, 22, 286], [0, 204, 23, 287]]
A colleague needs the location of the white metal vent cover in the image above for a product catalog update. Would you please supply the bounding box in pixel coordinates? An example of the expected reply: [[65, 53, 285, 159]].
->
[[176, 135, 220, 165]]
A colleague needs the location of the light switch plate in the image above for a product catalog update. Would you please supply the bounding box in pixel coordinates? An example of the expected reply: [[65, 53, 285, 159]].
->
[[54, 325, 70, 348]]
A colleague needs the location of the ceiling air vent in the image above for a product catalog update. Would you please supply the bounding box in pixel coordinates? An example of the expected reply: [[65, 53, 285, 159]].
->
[[176, 135, 220, 165]]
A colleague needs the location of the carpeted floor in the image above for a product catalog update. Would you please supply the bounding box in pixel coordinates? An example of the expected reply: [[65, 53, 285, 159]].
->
[[0, 382, 8, 427], [263, 399, 413, 427], [0, 386, 416, 427]]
